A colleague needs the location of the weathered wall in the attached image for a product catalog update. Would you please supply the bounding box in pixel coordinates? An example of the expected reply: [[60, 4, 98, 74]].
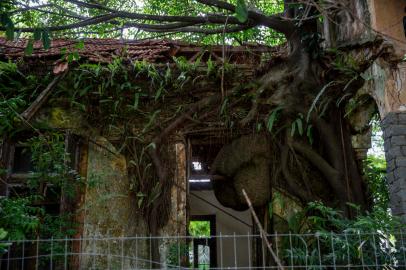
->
[[81, 137, 149, 269], [365, 61, 406, 118], [323, 0, 406, 48], [369, 0, 406, 46], [323, 0, 372, 47]]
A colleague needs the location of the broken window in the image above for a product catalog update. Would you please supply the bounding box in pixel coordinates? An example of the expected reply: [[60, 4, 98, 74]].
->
[[0, 132, 82, 209], [11, 145, 34, 174]]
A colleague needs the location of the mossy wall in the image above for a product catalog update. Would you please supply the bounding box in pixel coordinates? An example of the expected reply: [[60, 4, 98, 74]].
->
[[35, 107, 188, 268]]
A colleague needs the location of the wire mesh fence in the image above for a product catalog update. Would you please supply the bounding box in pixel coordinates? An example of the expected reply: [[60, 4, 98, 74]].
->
[[0, 231, 405, 269]]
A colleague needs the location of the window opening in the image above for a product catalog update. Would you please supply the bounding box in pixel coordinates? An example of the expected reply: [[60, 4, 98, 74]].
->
[[11, 146, 34, 174], [188, 142, 224, 190], [366, 116, 389, 210], [192, 161, 203, 171]]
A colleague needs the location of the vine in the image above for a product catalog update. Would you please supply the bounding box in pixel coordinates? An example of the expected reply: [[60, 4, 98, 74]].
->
[[0, 55, 246, 238]]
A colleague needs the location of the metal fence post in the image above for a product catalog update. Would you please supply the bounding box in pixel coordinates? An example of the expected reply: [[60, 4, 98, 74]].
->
[[289, 232, 293, 270], [50, 237, 54, 270], [345, 232, 350, 269], [317, 234, 322, 269], [177, 233, 180, 269], [247, 232, 252, 270], [21, 240, 25, 270], [233, 232, 237, 269], [107, 237, 111, 270], [372, 233, 379, 270], [121, 236, 124, 270], [36, 236, 39, 270], [330, 232, 336, 270], [92, 236, 96, 269], [65, 236, 68, 270], [219, 232, 223, 269], [357, 232, 365, 269]]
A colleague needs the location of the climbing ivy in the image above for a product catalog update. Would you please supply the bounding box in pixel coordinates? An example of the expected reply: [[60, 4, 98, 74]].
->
[[0, 54, 247, 238]]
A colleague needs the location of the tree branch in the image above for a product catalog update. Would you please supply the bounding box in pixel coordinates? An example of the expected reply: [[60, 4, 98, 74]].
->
[[2, 12, 247, 33], [196, 0, 235, 12], [21, 71, 67, 122], [290, 141, 340, 183], [290, 141, 349, 213], [197, 0, 295, 36], [12, 1, 86, 20], [128, 23, 254, 34], [7, 0, 294, 38], [65, 0, 114, 12], [281, 145, 312, 202]]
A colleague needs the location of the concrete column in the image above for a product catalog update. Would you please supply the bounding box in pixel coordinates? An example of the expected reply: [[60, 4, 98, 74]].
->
[[382, 112, 406, 221]]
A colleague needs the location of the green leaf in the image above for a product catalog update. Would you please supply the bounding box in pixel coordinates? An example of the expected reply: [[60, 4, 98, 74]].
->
[[235, 0, 248, 23], [5, 25, 14, 40], [67, 53, 73, 62], [296, 118, 303, 136], [24, 40, 34, 56], [256, 123, 262, 132], [75, 40, 84, 50], [33, 29, 41, 41], [133, 93, 140, 109], [73, 51, 80, 60], [268, 202, 273, 219], [307, 125, 313, 145], [147, 142, 156, 149], [41, 30, 51, 49], [266, 106, 283, 133], [290, 121, 296, 137], [155, 86, 163, 101], [307, 81, 336, 122], [1, 13, 14, 40], [220, 97, 228, 115]]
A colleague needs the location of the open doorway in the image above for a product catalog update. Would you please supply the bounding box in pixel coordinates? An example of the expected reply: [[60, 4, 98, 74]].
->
[[187, 136, 253, 268], [365, 115, 389, 211], [189, 215, 216, 269]]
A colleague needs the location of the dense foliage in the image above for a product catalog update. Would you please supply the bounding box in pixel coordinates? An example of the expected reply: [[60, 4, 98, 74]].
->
[[1, 0, 285, 46], [282, 202, 402, 268], [0, 1, 403, 268]]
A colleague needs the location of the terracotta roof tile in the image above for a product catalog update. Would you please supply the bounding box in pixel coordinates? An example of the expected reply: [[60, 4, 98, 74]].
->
[[0, 37, 277, 65]]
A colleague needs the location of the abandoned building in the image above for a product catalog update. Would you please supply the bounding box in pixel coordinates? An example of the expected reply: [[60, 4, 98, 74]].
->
[[1, 0, 406, 269]]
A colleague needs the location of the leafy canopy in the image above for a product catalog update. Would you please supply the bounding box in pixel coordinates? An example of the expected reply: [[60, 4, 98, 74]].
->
[[1, 0, 285, 45]]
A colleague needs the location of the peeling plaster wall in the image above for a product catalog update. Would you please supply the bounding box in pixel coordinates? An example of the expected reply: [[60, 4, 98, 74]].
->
[[80, 137, 149, 269], [323, 0, 406, 49], [369, 0, 406, 46], [80, 138, 187, 269], [34, 108, 158, 268], [323, 0, 373, 47], [362, 60, 406, 118]]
